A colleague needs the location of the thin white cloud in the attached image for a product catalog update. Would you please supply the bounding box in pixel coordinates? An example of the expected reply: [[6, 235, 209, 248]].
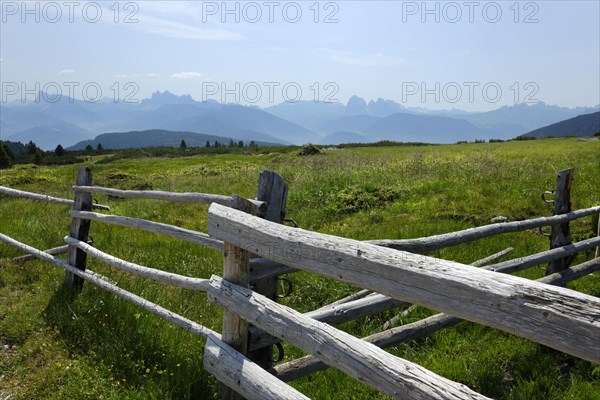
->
[[137, 14, 244, 41], [171, 72, 203, 79], [320, 48, 407, 67], [59, 69, 75, 74], [116, 73, 161, 78]]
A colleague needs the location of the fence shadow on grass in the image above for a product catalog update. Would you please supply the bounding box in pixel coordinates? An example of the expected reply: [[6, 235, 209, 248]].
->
[[43, 283, 217, 399]]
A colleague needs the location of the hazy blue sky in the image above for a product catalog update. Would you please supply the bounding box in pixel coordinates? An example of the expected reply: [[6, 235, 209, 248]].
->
[[1, 1, 599, 110]]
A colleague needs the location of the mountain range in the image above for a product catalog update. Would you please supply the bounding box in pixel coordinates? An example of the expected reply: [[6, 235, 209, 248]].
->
[[68, 129, 279, 150], [520, 111, 599, 139], [1, 91, 598, 150]]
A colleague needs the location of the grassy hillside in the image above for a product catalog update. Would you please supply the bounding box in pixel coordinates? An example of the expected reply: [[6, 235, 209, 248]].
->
[[1, 138, 599, 399], [521, 112, 600, 139]]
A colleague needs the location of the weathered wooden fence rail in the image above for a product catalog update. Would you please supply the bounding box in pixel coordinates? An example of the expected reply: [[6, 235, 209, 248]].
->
[[0, 233, 307, 400], [0, 185, 110, 210], [1, 166, 599, 400], [368, 205, 600, 252], [273, 255, 600, 381], [208, 203, 600, 364]]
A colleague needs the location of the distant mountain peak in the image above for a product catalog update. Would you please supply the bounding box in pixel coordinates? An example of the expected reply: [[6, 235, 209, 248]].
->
[[141, 91, 198, 108], [345, 95, 368, 115]]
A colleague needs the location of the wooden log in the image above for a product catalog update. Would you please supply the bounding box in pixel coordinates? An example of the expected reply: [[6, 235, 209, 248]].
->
[[487, 236, 600, 274], [294, 249, 512, 343], [204, 335, 309, 400], [379, 248, 514, 331], [12, 244, 70, 262], [255, 170, 288, 223], [274, 257, 600, 381], [221, 244, 250, 350], [220, 196, 256, 400], [208, 203, 600, 363], [275, 313, 462, 382], [258, 243, 508, 305], [73, 185, 266, 211], [65, 167, 93, 289], [304, 293, 403, 327], [0, 233, 216, 339], [12, 240, 95, 262], [380, 304, 419, 331], [596, 214, 600, 259], [327, 289, 373, 307], [470, 247, 513, 267], [366, 205, 600, 252], [73, 185, 229, 206], [0, 185, 109, 210], [248, 292, 405, 351], [547, 168, 574, 276], [248, 171, 289, 369], [595, 214, 600, 258], [64, 237, 210, 291], [208, 275, 490, 400], [69, 210, 224, 251], [537, 256, 600, 286]]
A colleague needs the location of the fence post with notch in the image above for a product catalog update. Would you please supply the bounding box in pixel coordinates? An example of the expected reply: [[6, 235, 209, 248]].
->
[[546, 168, 574, 277], [248, 170, 289, 370], [65, 166, 93, 290], [218, 195, 262, 400]]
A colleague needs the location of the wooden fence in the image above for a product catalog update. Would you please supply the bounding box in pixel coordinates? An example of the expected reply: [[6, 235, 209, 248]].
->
[[0, 167, 599, 400]]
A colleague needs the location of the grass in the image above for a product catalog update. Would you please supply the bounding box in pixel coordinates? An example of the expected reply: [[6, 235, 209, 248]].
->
[[1, 138, 599, 399]]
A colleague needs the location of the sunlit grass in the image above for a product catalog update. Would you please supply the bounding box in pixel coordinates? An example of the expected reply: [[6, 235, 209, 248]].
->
[[1, 138, 599, 399]]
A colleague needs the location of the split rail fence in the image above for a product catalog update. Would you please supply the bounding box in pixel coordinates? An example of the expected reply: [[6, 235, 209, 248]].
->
[[1, 167, 599, 400]]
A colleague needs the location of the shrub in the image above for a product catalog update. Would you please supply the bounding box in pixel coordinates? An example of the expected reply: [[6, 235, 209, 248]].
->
[[327, 185, 405, 215], [298, 144, 321, 156]]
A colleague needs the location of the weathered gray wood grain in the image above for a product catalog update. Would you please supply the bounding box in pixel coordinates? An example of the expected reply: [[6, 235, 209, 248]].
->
[[275, 257, 600, 381], [208, 203, 600, 363], [208, 275, 490, 400], [69, 210, 224, 251], [204, 335, 309, 400], [367, 205, 600, 252], [0, 185, 109, 210]]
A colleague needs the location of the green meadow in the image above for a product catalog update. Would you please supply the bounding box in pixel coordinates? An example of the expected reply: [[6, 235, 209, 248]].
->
[[1, 138, 599, 399]]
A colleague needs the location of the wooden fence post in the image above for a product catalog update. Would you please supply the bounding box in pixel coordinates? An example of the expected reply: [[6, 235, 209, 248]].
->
[[546, 168, 574, 276], [248, 170, 288, 370], [595, 214, 600, 258], [219, 196, 262, 400], [65, 167, 93, 290]]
